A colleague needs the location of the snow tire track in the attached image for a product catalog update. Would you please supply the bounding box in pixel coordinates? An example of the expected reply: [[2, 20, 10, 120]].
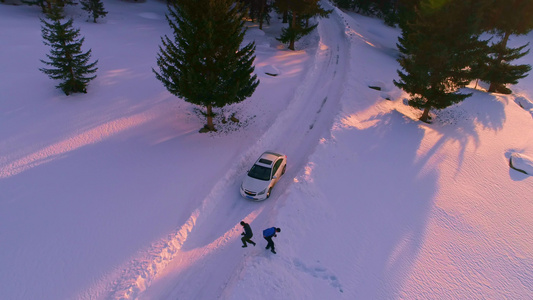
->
[[93, 2, 352, 299]]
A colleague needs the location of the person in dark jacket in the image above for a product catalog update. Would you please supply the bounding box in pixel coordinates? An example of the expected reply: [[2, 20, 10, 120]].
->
[[263, 227, 281, 254], [240, 221, 256, 248]]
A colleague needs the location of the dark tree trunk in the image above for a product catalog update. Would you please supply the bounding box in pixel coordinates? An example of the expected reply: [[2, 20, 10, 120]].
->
[[420, 106, 431, 123], [289, 13, 296, 50], [259, 0, 265, 30], [206, 104, 215, 131]]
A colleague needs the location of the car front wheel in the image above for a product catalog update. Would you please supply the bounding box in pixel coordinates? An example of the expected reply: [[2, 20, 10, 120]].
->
[[266, 187, 272, 198]]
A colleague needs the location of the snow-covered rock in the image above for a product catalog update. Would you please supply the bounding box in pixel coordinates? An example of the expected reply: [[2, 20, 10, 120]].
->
[[514, 96, 533, 118], [515, 96, 533, 110], [368, 80, 388, 91], [509, 153, 533, 175]]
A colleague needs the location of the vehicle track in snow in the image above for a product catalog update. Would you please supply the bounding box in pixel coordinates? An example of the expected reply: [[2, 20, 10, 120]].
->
[[93, 3, 351, 299]]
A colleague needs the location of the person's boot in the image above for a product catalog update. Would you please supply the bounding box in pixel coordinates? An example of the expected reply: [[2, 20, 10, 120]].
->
[[242, 245, 247, 248], [271, 249, 276, 254], [251, 241, 256, 246]]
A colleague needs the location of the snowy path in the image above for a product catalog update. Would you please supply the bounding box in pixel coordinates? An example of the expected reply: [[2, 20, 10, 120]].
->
[[96, 3, 351, 299]]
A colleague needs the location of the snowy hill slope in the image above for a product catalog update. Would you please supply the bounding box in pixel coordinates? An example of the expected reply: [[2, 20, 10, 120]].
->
[[1, 1, 532, 299]]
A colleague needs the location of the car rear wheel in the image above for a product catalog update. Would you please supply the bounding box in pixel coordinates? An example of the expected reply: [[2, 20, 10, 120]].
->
[[282, 165, 286, 175]]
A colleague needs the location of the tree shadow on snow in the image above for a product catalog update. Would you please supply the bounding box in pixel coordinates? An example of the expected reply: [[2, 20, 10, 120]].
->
[[342, 89, 506, 297], [424, 89, 505, 176], [333, 109, 436, 298]]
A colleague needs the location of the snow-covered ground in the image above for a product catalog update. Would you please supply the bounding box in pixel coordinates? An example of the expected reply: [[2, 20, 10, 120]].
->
[[1, 1, 532, 299]]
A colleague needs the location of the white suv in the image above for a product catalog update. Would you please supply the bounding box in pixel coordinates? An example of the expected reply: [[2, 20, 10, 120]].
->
[[240, 151, 287, 201]]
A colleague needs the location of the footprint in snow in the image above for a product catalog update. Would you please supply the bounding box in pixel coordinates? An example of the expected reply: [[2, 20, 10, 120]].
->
[[292, 258, 343, 293]]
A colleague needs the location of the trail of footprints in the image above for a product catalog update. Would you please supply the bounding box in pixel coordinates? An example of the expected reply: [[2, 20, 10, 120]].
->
[[292, 258, 344, 293]]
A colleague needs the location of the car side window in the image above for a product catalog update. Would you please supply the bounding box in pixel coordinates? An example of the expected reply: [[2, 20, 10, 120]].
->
[[273, 159, 283, 176]]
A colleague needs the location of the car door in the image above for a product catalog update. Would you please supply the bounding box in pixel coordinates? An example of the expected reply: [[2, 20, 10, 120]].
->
[[272, 158, 283, 184]]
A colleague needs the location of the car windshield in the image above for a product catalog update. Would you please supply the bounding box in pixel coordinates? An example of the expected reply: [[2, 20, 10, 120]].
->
[[248, 164, 271, 181]]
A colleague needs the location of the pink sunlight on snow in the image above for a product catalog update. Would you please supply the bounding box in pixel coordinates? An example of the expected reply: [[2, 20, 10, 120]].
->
[[1, 1, 532, 300], [0, 113, 154, 179]]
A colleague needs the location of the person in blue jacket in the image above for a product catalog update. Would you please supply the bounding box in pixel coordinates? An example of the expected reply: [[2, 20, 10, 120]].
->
[[263, 227, 281, 254], [240, 221, 256, 248]]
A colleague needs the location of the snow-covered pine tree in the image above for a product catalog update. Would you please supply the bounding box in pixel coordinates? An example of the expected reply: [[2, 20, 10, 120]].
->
[[394, 0, 487, 122], [80, 0, 108, 23], [153, 0, 259, 132], [39, 5, 98, 95]]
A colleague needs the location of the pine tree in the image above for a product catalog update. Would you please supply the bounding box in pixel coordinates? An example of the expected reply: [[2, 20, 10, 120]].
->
[[274, 0, 290, 23], [477, 0, 533, 93], [153, 1, 259, 132], [22, 0, 50, 12], [277, 15, 318, 51], [254, 0, 271, 30], [239, 0, 271, 29], [394, 0, 487, 122], [480, 42, 531, 94], [333, 0, 354, 10], [353, 0, 374, 15], [23, 0, 75, 13], [330, 0, 418, 26], [396, 0, 420, 28], [80, 0, 108, 23], [39, 5, 98, 95], [276, 0, 331, 50]]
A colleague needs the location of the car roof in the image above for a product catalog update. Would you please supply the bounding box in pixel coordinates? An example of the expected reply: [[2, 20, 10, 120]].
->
[[255, 151, 285, 167]]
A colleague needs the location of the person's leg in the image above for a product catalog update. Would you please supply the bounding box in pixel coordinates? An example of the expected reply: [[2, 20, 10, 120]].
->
[[265, 236, 273, 249], [241, 236, 248, 247], [244, 236, 255, 246]]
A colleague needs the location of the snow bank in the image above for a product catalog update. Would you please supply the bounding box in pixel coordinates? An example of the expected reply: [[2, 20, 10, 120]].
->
[[367, 80, 394, 100], [509, 153, 533, 175], [514, 95, 533, 118], [515, 96, 533, 110]]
